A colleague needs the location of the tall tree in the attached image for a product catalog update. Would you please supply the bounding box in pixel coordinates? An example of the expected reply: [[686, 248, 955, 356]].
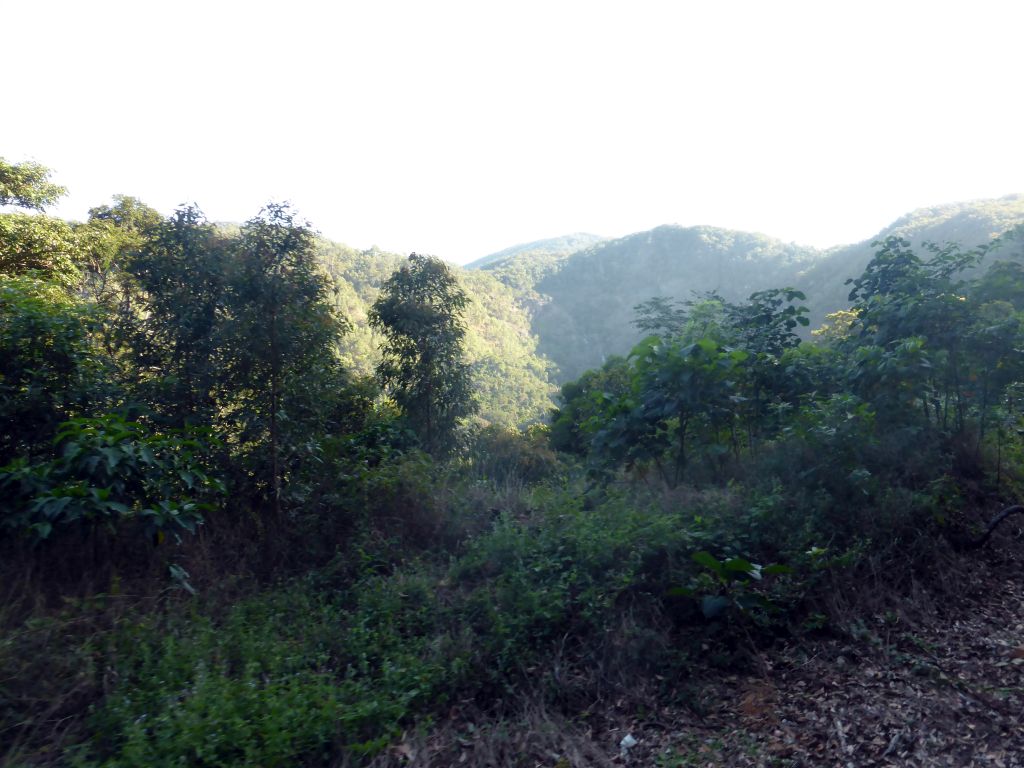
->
[[370, 253, 476, 456], [81, 195, 163, 299], [220, 204, 347, 514], [0, 277, 110, 463], [0, 213, 82, 288]]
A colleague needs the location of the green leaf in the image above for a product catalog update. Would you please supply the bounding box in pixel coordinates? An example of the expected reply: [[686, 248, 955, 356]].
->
[[724, 557, 761, 579], [99, 447, 122, 471], [735, 594, 772, 613], [106, 501, 132, 516], [691, 550, 724, 576]]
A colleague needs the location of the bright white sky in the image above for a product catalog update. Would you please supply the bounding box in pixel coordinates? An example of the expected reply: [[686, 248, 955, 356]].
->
[[6, 0, 1023, 263]]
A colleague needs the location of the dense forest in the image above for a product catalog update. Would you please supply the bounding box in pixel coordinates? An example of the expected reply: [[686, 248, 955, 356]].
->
[[3, 157, 1024, 766]]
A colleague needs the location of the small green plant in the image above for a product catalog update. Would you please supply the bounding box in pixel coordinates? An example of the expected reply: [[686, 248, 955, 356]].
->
[[671, 550, 792, 620], [79, 584, 451, 766]]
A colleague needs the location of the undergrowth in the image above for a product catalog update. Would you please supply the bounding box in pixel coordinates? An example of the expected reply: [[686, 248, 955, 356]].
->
[[2, 419, 1017, 767]]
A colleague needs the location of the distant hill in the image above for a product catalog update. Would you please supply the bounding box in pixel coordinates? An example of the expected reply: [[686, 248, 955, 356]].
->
[[525, 225, 821, 381], [470, 198, 1024, 384], [466, 233, 609, 303], [465, 233, 606, 270], [795, 194, 1024, 327]]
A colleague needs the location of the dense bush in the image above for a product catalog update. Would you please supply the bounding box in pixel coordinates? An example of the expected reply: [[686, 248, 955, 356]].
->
[[0, 415, 224, 543]]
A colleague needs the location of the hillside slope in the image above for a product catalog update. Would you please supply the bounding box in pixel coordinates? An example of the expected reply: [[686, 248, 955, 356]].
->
[[479, 197, 1024, 383], [465, 233, 606, 271], [312, 196, 1024, 412], [527, 226, 821, 381], [796, 194, 1024, 326]]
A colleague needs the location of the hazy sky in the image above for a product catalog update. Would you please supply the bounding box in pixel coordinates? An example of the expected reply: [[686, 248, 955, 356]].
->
[[6, 0, 1022, 263]]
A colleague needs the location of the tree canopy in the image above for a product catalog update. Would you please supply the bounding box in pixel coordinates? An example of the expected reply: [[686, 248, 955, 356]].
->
[[0, 157, 66, 210]]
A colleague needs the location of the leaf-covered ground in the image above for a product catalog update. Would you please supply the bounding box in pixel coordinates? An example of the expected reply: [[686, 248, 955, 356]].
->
[[387, 541, 1024, 767], [639, 594, 1022, 764]]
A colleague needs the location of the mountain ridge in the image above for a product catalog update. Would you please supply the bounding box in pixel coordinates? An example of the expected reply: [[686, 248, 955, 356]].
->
[[466, 195, 1024, 382], [465, 232, 607, 270]]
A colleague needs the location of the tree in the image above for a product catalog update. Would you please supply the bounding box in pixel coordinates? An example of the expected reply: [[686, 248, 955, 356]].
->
[[0, 158, 66, 210], [220, 204, 348, 514], [549, 355, 632, 456], [844, 237, 987, 432], [0, 159, 83, 288], [0, 277, 112, 463], [118, 205, 228, 427], [0, 213, 83, 288], [81, 195, 163, 300], [370, 254, 476, 456]]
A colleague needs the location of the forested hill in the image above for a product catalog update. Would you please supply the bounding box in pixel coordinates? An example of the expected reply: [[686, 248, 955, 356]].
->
[[466, 233, 610, 302], [235, 195, 1024, 424], [795, 194, 1024, 327], [464, 233, 606, 271], [315, 241, 557, 427], [471, 196, 1024, 383], [488, 225, 822, 382]]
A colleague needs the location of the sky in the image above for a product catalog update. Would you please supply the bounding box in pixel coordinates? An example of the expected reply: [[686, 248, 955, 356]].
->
[[6, 0, 1023, 264]]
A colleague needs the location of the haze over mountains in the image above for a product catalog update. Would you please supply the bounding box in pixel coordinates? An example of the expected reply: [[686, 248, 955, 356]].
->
[[324, 194, 1024, 424]]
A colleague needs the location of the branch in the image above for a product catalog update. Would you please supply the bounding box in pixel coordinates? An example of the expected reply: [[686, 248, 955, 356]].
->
[[958, 505, 1024, 550]]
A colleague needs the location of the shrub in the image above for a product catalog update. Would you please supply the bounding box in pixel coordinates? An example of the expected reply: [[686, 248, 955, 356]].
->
[[470, 424, 562, 485], [0, 415, 224, 544]]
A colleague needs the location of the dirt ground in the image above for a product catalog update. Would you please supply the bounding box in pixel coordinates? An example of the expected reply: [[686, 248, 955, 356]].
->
[[606, 544, 1024, 767]]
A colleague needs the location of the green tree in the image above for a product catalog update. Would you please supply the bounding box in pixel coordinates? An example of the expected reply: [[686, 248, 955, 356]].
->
[[370, 254, 476, 456], [118, 205, 227, 428], [220, 204, 349, 514], [0, 277, 112, 463], [0, 158, 66, 210], [549, 355, 632, 455], [80, 195, 163, 301], [0, 415, 223, 543], [844, 237, 987, 431], [0, 213, 82, 288], [0, 158, 84, 289]]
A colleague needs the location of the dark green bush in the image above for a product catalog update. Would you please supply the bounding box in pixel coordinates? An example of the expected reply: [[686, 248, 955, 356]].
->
[[0, 415, 224, 543]]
